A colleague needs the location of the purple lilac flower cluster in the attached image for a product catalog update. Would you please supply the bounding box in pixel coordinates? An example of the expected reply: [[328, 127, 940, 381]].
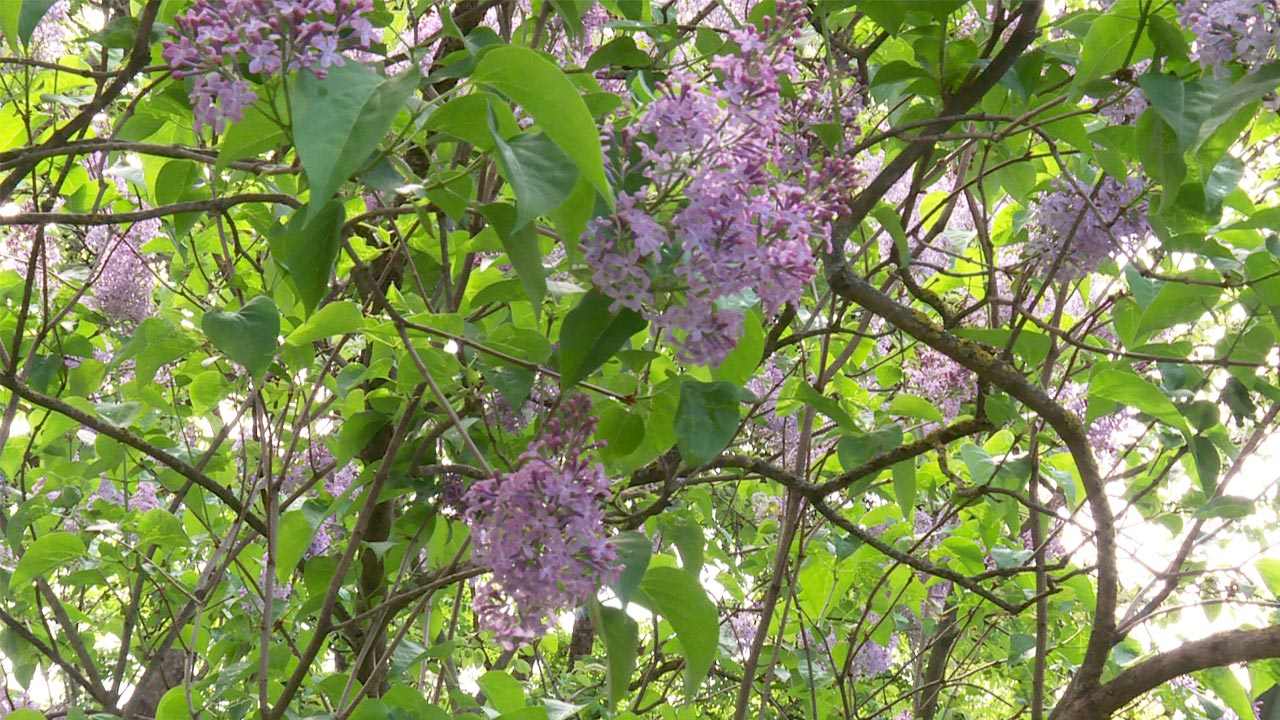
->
[[850, 615, 895, 679], [84, 219, 160, 326], [463, 394, 617, 649], [90, 477, 163, 514], [903, 345, 974, 424], [162, 0, 376, 132], [726, 608, 760, 657], [1179, 0, 1279, 75], [582, 1, 857, 365], [280, 441, 358, 499], [1024, 175, 1148, 280]]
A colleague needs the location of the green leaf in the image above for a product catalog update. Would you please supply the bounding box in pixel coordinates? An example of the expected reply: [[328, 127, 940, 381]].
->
[[888, 394, 944, 423], [480, 203, 546, 318], [489, 128, 579, 229], [5, 711, 47, 720], [558, 289, 646, 387], [3, 0, 56, 52], [424, 93, 519, 150], [11, 532, 85, 588], [138, 509, 191, 549], [1088, 369, 1189, 434], [1074, 1, 1152, 89], [111, 317, 200, 385], [893, 460, 916, 520], [293, 63, 419, 220], [1191, 435, 1220, 494], [1256, 558, 1280, 597], [597, 605, 639, 709], [1196, 63, 1280, 152], [609, 531, 652, 605], [586, 36, 652, 72], [156, 684, 204, 720], [793, 382, 857, 432], [280, 201, 346, 316], [472, 46, 612, 205], [1135, 269, 1223, 338], [217, 100, 288, 170], [633, 566, 718, 695], [201, 296, 281, 381], [1139, 73, 1223, 151], [275, 510, 313, 585], [674, 380, 741, 467], [285, 300, 365, 346], [1193, 495, 1254, 519], [478, 671, 525, 715], [711, 310, 763, 385], [1199, 666, 1256, 720]]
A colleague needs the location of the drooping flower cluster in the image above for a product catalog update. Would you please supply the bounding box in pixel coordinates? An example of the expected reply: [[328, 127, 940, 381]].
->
[[582, 1, 858, 365], [1179, 0, 1279, 75], [162, 0, 376, 132], [85, 219, 159, 326], [463, 394, 617, 648], [1024, 175, 1148, 280]]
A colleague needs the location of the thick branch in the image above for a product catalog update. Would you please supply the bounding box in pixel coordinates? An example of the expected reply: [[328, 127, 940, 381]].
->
[[1055, 625, 1280, 719]]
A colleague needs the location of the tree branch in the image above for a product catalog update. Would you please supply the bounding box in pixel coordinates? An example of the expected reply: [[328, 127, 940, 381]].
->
[[1055, 625, 1280, 719]]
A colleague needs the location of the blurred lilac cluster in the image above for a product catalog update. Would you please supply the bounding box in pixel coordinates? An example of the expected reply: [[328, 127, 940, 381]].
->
[[279, 441, 358, 558], [1025, 176, 1148, 280], [84, 219, 160, 326], [903, 345, 975, 424], [464, 394, 617, 648], [582, 0, 857, 365], [162, 0, 376, 132], [850, 615, 895, 679], [1179, 0, 1279, 74]]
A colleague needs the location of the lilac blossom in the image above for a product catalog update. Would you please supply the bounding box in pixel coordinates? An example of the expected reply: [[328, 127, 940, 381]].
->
[[1024, 175, 1149, 279], [850, 615, 896, 679], [582, 1, 857, 365], [463, 394, 617, 649], [26, 0, 69, 63], [280, 442, 358, 499], [902, 345, 975, 423], [1179, 0, 1279, 75], [85, 219, 160, 326], [163, 0, 376, 132], [725, 607, 761, 658]]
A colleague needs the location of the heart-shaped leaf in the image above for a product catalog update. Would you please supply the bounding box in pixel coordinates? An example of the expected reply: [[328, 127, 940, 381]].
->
[[201, 296, 280, 380]]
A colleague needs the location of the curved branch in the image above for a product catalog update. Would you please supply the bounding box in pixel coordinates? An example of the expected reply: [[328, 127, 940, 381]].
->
[[1055, 625, 1280, 719]]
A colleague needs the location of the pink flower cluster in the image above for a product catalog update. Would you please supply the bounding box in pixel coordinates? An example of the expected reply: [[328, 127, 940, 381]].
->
[[582, 1, 856, 365], [463, 394, 617, 648], [162, 0, 376, 132]]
